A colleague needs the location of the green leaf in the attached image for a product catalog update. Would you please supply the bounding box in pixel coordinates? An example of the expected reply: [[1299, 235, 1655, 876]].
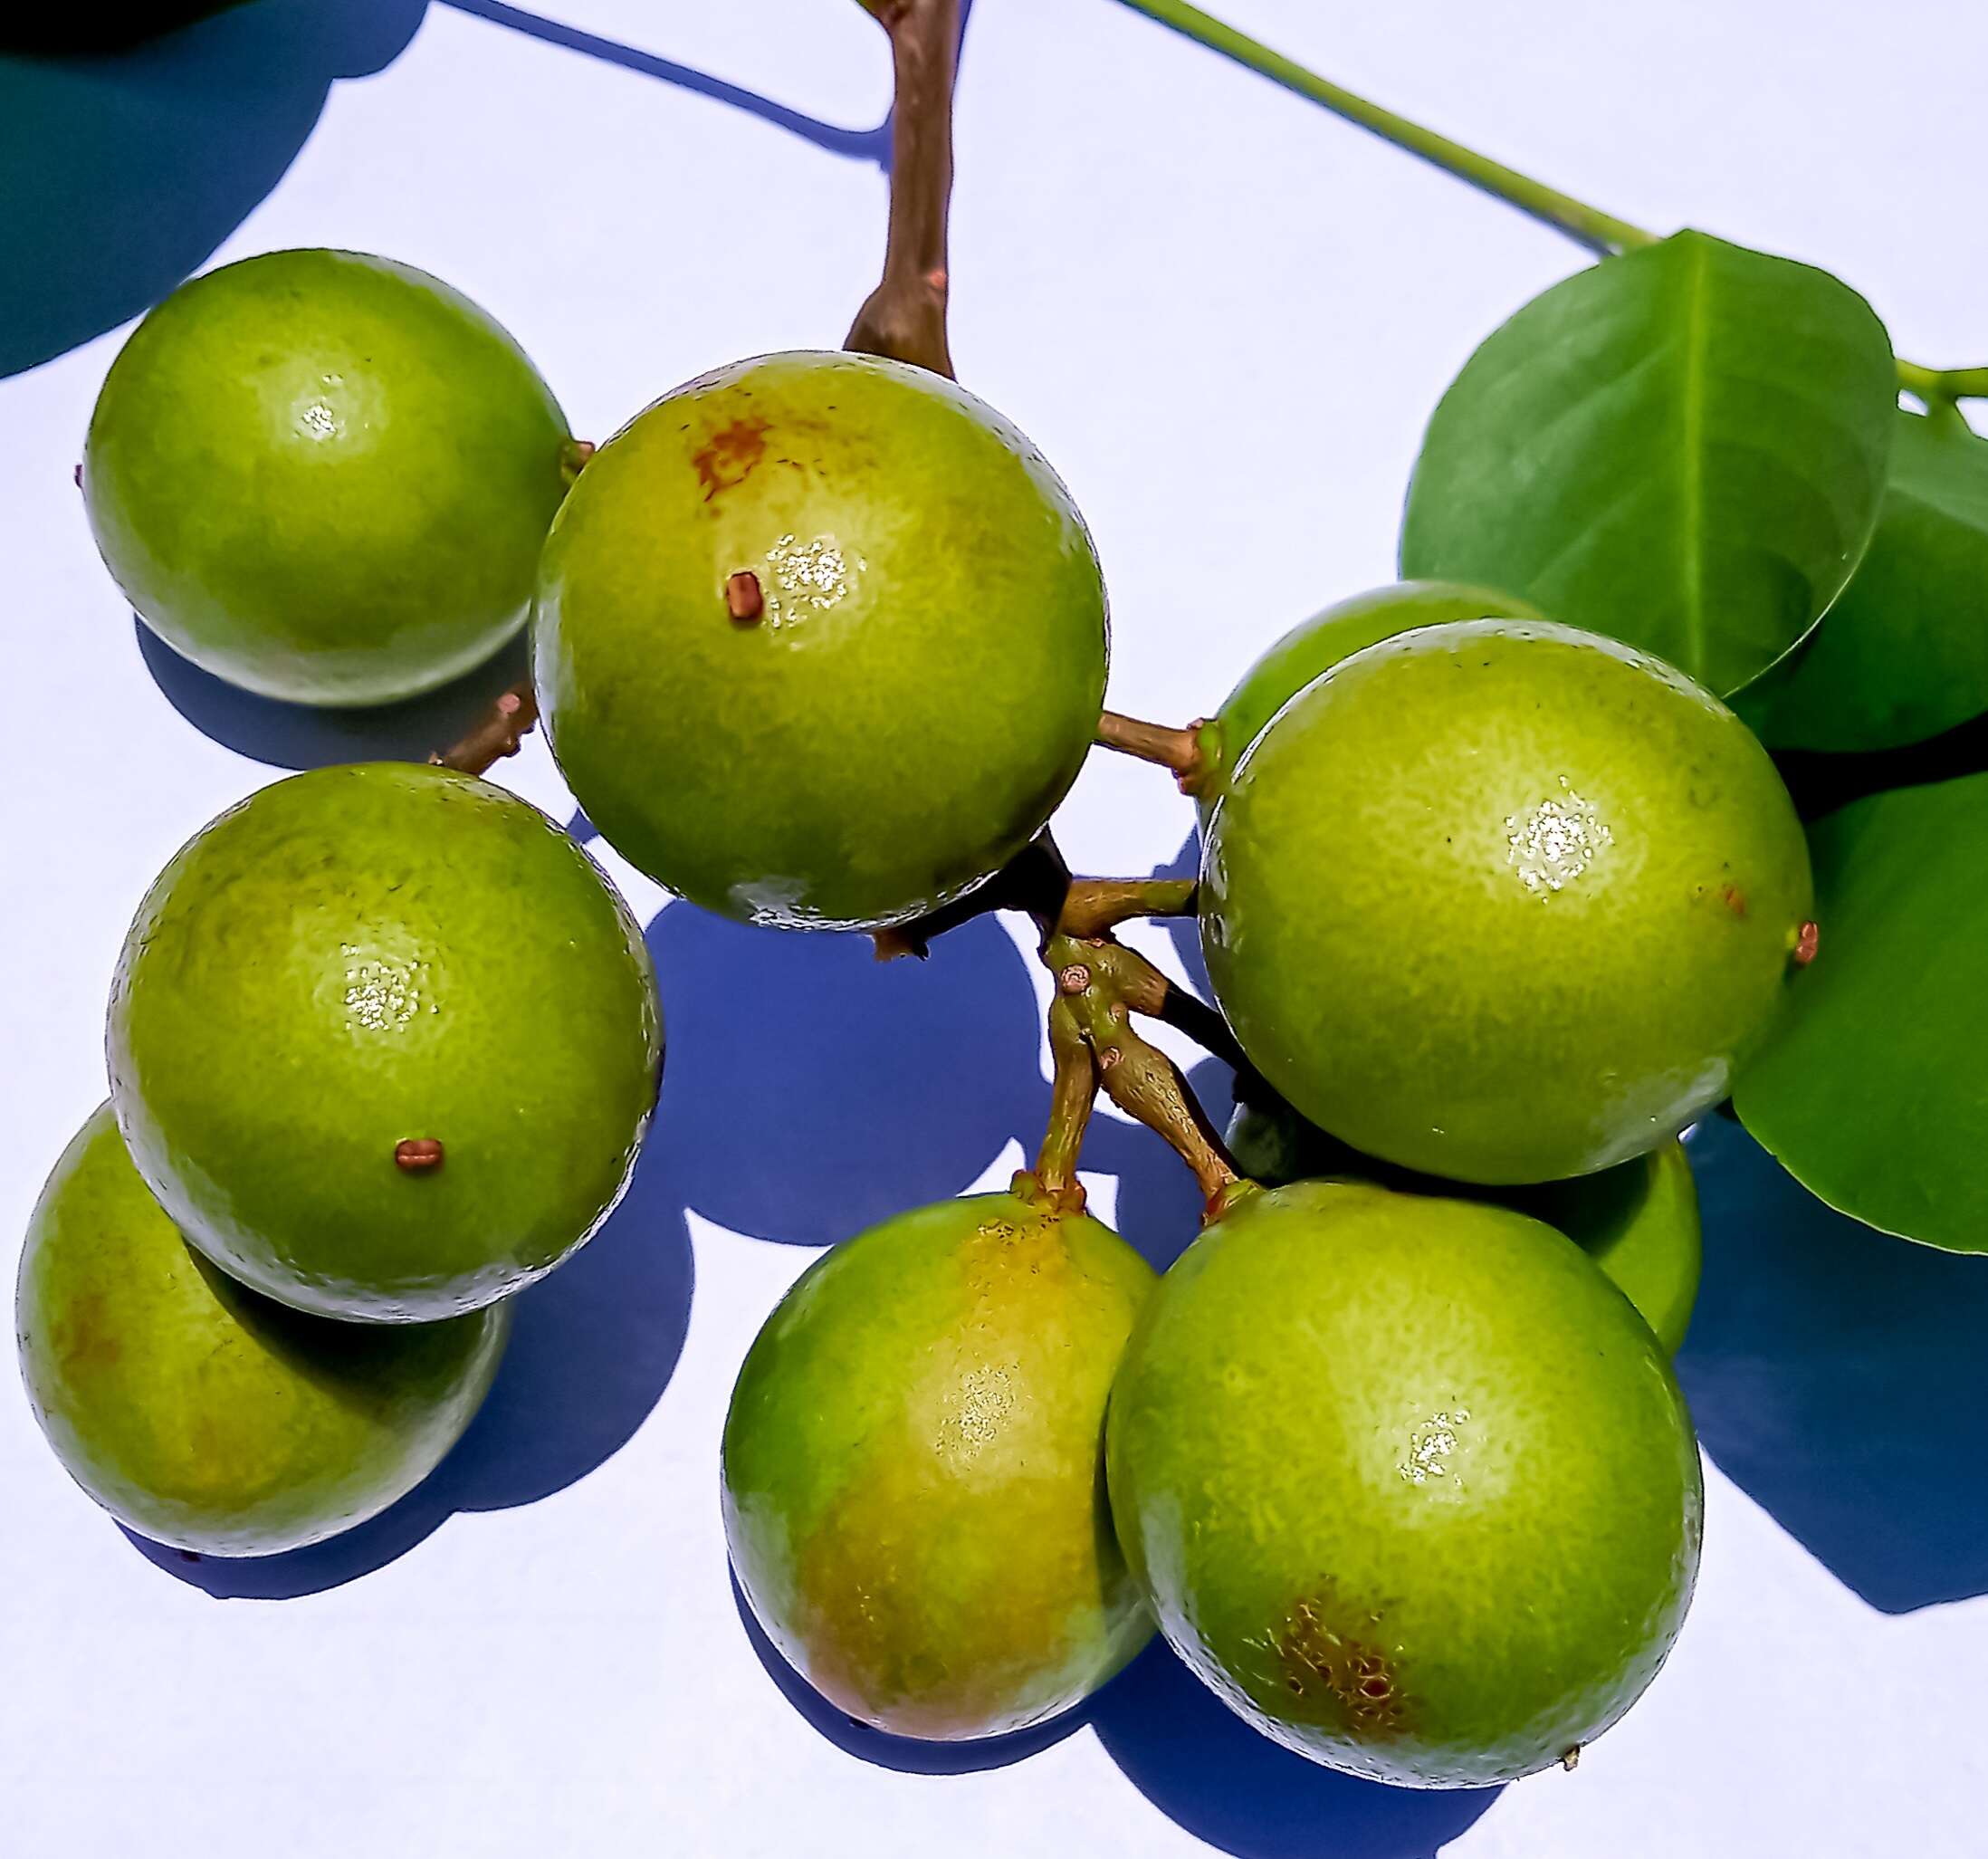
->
[[1734, 775, 1988, 1253], [1400, 230, 1897, 696], [1735, 408, 1988, 750]]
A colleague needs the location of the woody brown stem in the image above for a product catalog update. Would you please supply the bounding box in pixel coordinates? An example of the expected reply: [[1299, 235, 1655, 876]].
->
[[431, 682, 540, 777], [1044, 931, 1240, 1216], [845, 0, 960, 379], [1096, 709, 1207, 783], [1059, 877, 1199, 937], [1027, 1001, 1101, 1212]]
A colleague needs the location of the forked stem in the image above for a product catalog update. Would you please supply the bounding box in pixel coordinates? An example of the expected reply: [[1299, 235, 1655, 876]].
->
[[1114, 0, 1983, 398], [846, 0, 961, 378], [1060, 876, 1199, 938]]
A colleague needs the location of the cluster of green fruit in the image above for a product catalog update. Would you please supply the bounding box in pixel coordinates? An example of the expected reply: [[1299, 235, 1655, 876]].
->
[[18, 235, 1829, 1796]]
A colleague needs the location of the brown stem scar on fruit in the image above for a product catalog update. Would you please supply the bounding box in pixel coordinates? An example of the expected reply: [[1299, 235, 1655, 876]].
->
[[394, 1138, 446, 1173], [1058, 964, 1092, 995], [1794, 921, 1821, 966], [1562, 1746, 1582, 1771], [726, 571, 766, 623], [560, 438, 597, 479]]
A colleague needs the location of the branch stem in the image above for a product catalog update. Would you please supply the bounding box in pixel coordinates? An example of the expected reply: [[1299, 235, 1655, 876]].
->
[[1060, 876, 1199, 937], [846, 0, 961, 377], [1114, 0, 1978, 398], [1113, 0, 1652, 255], [431, 682, 539, 776], [1096, 710, 1207, 781]]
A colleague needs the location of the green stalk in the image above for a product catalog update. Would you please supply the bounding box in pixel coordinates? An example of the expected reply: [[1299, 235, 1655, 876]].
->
[[1114, 0, 1983, 402], [1113, 0, 1654, 256]]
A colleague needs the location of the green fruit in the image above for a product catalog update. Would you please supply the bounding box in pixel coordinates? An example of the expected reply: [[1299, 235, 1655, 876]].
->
[[1515, 1143, 1700, 1356], [1202, 619, 1812, 1183], [108, 762, 663, 1321], [1106, 1181, 1703, 1787], [1224, 1103, 1701, 1354], [723, 1191, 1155, 1738], [84, 249, 570, 706], [1204, 580, 1540, 803], [534, 350, 1109, 930], [17, 1106, 511, 1557]]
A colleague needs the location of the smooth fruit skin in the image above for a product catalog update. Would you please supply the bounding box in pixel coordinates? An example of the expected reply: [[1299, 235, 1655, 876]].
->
[[535, 350, 1109, 930], [84, 248, 570, 706], [722, 1192, 1156, 1739], [1206, 580, 1539, 802], [1225, 1104, 1702, 1355], [17, 1106, 511, 1557], [1201, 619, 1812, 1183], [1106, 1181, 1703, 1787], [108, 762, 663, 1321]]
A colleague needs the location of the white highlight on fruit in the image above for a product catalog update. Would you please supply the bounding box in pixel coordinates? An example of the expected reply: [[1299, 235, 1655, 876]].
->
[[763, 532, 864, 630], [1399, 1408, 1469, 1484], [1505, 780, 1612, 894]]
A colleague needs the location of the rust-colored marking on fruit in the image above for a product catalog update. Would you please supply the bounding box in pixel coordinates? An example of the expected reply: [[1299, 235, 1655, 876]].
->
[[53, 1290, 122, 1375], [1794, 920, 1821, 966], [1274, 1582, 1412, 1738], [726, 572, 765, 623], [694, 416, 771, 503], [1721, 885, 1747, 916], [395, 1138, 446, 1173]]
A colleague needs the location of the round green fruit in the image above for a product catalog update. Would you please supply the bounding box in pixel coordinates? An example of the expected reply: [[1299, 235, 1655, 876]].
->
[[108, 762, 663, 1321], [1201, 619, 1812, 1183], [84, 248, 570, 706], [534, 350, 1109, 930], [1203, 580, 1539, 804], [722, 1190, 1155, 1739], [17, 1106, 511, 1557], [1106, 1180, 1703, 1787], [1224, 1103, 1701, 1355]]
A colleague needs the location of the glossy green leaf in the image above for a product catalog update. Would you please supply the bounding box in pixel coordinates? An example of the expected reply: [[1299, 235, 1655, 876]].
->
[[1400, 230, 1897, 695], [1736, 408, 1988, 750], [1735, 775, 1988, 1253]]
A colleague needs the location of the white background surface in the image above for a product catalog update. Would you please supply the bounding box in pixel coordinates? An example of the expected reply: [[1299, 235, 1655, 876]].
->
[[5, 3, 1986, 1854]]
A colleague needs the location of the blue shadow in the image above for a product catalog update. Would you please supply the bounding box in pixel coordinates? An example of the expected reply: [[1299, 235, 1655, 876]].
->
[[0, 0, 427, 379], [439, 0, 890, 163], [123, 1116, 694, 1598], [642, 901, 1047, 1247], [137, 615, 532, 770], [1092, 1640, 1503, 1859], [729, 1570, 1100, 1775], [1676, 1114, 1988, 1614]]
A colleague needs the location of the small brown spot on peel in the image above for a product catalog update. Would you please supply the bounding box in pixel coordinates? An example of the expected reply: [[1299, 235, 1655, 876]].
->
[[693, 416, 770, 502], [1794, 920, 1821, 966], [1721, 884, 1747, 916], [726, 572, 765, 623], [1274, 1581, 1411, 1739], [395, 1138, 445, 1173]]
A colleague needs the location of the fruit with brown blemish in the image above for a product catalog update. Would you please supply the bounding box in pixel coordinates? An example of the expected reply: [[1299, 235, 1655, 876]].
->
[[16, 1106, 511, 1557], [108, 762, 663, 1322], [722, 1190, 1155, 1739], [1199, 618, 1813, 1183], [533, 350, 1109, 930], [1105, 1179, 1703, 1787], [1224, 1103, 1703, 1354]]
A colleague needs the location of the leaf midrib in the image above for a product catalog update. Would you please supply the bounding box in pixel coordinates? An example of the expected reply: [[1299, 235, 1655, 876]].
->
[[1676, 236, 1712, 683]]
